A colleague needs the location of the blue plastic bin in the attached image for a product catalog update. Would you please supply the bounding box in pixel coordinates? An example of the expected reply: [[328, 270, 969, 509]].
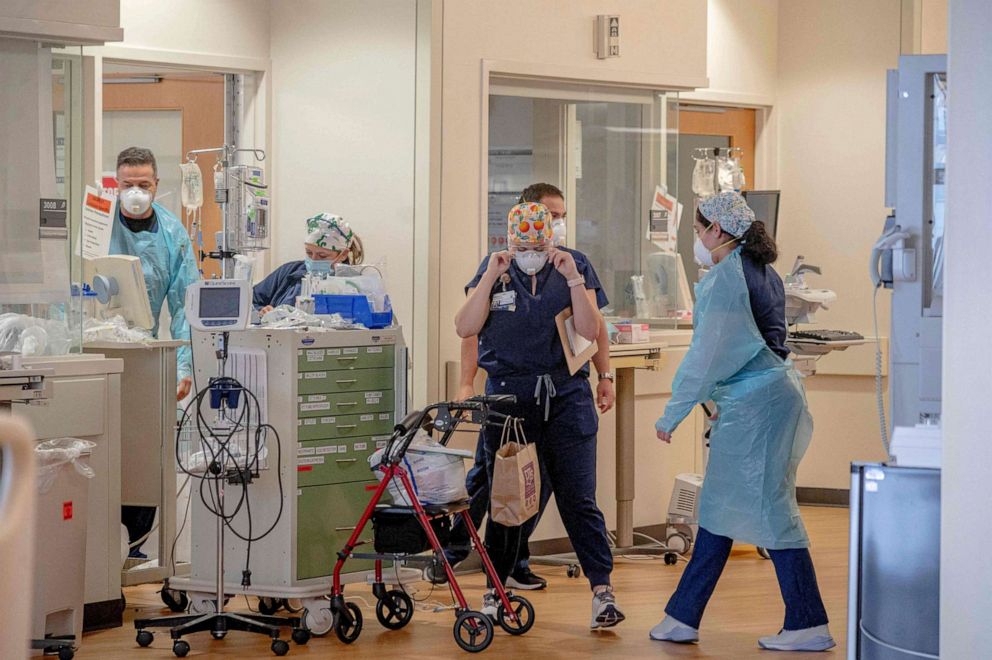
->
[[313, 294, 393, 329]]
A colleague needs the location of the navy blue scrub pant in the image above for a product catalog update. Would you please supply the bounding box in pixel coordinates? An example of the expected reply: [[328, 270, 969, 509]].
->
[[665, 527, 829, 630], [482, 373, 613, 589]]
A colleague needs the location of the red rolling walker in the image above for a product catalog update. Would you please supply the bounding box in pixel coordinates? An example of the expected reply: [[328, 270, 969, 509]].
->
[[327, 395, 534, 653]]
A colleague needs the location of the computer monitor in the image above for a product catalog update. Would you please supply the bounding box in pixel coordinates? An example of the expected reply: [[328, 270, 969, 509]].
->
[[743, 190, 780, 239], [83, 256, 155, 329]]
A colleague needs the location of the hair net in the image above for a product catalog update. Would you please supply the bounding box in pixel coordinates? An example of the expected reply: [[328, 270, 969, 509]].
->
[[698, 191, 755, 238]]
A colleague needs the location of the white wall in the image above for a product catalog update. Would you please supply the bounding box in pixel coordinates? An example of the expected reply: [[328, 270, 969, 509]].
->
[[115, 0, 270, 58], [694, 0, 778, 105], [268, 0, 417, 344], [941, 0, 992, 653]]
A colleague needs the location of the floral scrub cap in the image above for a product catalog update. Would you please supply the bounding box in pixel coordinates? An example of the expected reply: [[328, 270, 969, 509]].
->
[[305, 213, 354, 250], [507, 202, 553, 246]]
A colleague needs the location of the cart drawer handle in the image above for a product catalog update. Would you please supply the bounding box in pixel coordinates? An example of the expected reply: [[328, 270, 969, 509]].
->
[[336, 424, 357, 431], [335, 526, 356, 531], [336, 459, 358, 464], [337, 402, 358, 407], [336, 357, 359, 362], [335, 379, 358, 385]]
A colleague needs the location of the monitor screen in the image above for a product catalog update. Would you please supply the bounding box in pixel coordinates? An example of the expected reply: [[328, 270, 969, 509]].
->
[[199, 287, 241, 319], [743, 190, 780, 239]]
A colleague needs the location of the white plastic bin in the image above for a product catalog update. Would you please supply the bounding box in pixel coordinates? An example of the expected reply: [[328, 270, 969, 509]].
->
[[31, 438, 95, 657]]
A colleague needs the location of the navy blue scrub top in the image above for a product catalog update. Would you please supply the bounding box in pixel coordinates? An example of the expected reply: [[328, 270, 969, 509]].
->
[[740, 252, 789, 360], [466, 248, 608, 379], [253, 260, 307, 309]]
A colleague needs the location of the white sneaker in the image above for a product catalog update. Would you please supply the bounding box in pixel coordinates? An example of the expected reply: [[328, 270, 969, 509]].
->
[[758, 625, 836, 652], [590, 587, 625, 629], [649, 615, 699, 643], [481, 590, 499, 621]]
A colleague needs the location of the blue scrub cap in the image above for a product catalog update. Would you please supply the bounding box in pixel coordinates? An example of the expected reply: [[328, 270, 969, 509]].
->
[[698, 192, 755, 238]]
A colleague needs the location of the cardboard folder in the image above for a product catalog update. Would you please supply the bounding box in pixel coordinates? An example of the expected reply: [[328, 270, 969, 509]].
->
[[555, 307, 599, 375]]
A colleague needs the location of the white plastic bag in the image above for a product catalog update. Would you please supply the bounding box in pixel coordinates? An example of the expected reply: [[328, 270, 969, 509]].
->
[[367, 431, 471, 505], [35, 437, 96, 494]]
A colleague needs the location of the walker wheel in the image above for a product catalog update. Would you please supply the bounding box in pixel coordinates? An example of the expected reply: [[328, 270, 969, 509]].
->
[[58, 646, 75, 660], [136, 630, 154, 647], [172, 640, 190, 657], [453, 610, 494, 653], [258, 596, 282, 615], [664, 553, 678, 565], [567, 564, 581, 578], [375, 589, 414, 630], [161, 587, 189, 613], [291, 628, 311, 645], [334, 602, 363, 644], [271, 639, 290, 656], [496, 594, 535, 635]]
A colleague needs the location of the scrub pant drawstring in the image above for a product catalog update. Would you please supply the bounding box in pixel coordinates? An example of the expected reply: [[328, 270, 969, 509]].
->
[[534, 374, 557, 421]]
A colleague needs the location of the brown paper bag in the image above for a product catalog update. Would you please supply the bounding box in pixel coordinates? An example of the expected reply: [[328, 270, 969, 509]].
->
[[490, 419, 541, 527]]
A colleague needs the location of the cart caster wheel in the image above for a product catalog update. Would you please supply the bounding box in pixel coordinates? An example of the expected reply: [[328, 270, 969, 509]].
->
[[303, 604, 335, 636], [291, 628, 311, 645], [375, 589, 414, 630], [161, 587, 189, 613], [567, 564, 581, 578], [172, 640, 190, 657], [58, 646, 75, 660], [497, 594, 535, 635], [334, 602, 363, 644], [271, 639, 290, 656], [136, 630, 154, 647], [757, 546, 771, 560], [258, 596, 282, 615], [211, 630, 227, 640], [283, 598, 305, 614], [664, 553, 678, 565], [453, 610, 494, 653]]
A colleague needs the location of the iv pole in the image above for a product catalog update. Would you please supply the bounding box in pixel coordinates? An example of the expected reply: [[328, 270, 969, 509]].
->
[[133, 145, 308, 657]]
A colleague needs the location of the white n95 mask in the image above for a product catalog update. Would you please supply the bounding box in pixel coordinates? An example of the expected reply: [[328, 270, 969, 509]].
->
[[551, 219, 567, 246], [693, 237, 715, 268], [514, 250, 548, 275], [120, 186, 153, 216]]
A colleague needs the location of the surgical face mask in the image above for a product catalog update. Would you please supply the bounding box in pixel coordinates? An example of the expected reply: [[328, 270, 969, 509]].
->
[[120, 186, 153, 217], [551, 219, 567, 246], [514, 249, 549, 275], [693, 237, 715, 268], [305, 257, 333, 275]]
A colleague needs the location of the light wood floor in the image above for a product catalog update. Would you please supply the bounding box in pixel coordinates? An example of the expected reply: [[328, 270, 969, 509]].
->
[[78, 506, 848, 659]]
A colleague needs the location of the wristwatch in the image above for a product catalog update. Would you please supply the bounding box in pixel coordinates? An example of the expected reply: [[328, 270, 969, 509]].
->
[[598, 372, 615, 382]]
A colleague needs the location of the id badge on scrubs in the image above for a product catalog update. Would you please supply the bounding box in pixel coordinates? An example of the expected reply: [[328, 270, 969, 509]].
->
[[491, 290, 516, 312]]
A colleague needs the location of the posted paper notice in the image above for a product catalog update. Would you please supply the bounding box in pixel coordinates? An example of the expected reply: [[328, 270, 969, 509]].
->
[[80, 186, 115, 259]]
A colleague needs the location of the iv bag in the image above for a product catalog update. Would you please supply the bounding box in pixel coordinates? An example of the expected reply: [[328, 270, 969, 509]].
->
[[692, 158, 716, 197], [730, 157, 746, 191], [716, 156, 736, 193], [180, 161, 204, 210]]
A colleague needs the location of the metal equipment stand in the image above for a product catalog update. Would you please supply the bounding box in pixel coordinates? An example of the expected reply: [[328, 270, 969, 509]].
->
[[134, 472, 304, 657]]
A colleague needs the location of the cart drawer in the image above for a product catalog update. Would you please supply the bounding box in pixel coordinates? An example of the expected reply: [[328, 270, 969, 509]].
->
[[296, 367, 394, 395], [297, 390, 394, 418], [298, 345, 395, 372], [297, 412, 394, 442], [296, 437, 389, 488], [297, 481, 380, 579]]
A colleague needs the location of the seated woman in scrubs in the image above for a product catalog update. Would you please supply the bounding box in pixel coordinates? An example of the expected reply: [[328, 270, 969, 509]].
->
[[253, 213, 364, 314], [652, 192, 835, 652], [455, 202, 625, 630]]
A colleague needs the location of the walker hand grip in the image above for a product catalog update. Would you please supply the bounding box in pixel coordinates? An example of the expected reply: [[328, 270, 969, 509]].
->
[[468, 394, 517, 406], [394, 409, 424, 435]]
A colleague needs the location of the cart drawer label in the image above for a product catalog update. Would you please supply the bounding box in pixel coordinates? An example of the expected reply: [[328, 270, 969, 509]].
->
[[328, 349, 342, 356], [320, 417, 337, 424], [316, 445, 338, 455], [300, 402, 330, 412], [304, 372, 328, 380], [298, 456, 325, 466], [367, 347, 383, 354], [355, 442, 368, 451], [338, 445, 347, 453], [344, 348, 360, 355], [306, 350, 324, 361], [379, 414, 391, 421], [297, 447, 316, 456], [307, 395, 328, 402], [361, 414, 374, 422], [376, 440, 387, 449]]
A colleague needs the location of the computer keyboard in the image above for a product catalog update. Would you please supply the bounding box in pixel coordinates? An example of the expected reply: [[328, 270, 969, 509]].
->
[[789, 329, 865, 343]]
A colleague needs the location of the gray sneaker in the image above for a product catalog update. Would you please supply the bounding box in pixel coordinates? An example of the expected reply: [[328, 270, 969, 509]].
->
[[590, 586, 625, 629], [758, 625, 836, 652], [481, 590, 499, 621]]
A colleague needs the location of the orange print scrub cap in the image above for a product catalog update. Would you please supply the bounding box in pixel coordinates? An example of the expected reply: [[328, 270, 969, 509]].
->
[[507, 202, 553, 247]]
